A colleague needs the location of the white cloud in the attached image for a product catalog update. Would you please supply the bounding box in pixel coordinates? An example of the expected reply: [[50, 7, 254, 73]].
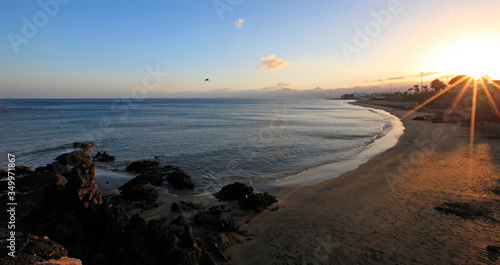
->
[[235, 18, 244, 29], [259, 54, 293, 70]]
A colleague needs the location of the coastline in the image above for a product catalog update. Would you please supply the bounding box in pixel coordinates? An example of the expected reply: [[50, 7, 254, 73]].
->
[[91, 100, 404, 210], [266, 101, 404, 192], [226, 101, 500, 264], [3, 100, 499, 264]]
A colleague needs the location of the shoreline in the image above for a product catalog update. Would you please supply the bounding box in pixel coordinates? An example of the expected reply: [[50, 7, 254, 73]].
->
[[226, 101, 500, 264], [4, 98, 403, 198], [2, 100, 499, 264], [91, 100, 404, 197], [265, 101, 404, 193], [89, 102, 407, 227]]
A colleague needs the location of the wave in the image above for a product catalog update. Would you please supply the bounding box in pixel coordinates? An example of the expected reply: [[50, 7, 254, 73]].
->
[[361, 122, 393, 148], [19, 143, 75, 157], [320, 134, 374, 140]]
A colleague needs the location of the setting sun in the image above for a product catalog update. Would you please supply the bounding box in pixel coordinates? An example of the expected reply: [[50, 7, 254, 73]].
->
[[429, 35, 500, 79]]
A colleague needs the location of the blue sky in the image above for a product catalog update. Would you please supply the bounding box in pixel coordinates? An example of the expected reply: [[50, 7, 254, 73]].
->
[[1, 0, 499, 98]]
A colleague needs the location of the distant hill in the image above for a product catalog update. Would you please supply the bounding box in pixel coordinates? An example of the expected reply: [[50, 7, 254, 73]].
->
[[155, 85, 387, 99]]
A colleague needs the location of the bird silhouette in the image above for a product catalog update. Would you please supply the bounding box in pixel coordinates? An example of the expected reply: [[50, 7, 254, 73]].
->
[[205, 78, 209, 81]]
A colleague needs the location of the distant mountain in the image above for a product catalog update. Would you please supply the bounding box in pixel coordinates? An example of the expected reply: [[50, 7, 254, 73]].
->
[[153, 85, 387, 99], [234, 85, 386, 99]]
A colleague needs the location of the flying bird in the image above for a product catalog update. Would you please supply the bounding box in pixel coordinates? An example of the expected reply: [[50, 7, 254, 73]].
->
[[205, 78, 209, 81]]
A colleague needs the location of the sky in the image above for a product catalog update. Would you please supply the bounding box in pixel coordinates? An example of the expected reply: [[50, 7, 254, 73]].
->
[[1, 0, 499, 98]]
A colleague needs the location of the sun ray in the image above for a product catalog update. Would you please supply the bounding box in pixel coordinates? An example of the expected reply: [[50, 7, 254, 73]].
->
[[490, 80, 500, 90], [479, 78, 500, 120], [401, 75, 470, 120], [469, 80, 478, 158], [448, 77, 473, 114]]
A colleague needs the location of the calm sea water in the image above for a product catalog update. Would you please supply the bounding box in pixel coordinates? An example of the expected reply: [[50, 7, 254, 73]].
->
[[0, 98, 399, 191]]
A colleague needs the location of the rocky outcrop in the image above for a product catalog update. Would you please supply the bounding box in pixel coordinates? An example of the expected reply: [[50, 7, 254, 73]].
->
[[194, 206, 237, 231], [6, 151, 279, 265], [215, 182, 278, 212], [121, 172, 164, 188], [15, 166, 32, 175], [0, 166, 32, 178], [164, 166, 195, 190], [0, 166, 34, 193], [171, 201, 202, 212], [118, 163, 196, 211], [36, 257, 82, 265], [93, 151, 115, 162], [240, 192, 279, 212], [123, 161, 195, 190], [14, 151, 242, 265], [120, 185, 159, 202], [0, 229, 81, 265], [72, 142, 96, 150], [125, 160, 159, 174], [46, 150, 102, 209], [215, 182, 255, 202]]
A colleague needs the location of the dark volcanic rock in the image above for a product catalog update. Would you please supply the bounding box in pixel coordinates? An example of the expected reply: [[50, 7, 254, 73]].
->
[[93, 151, 115, 162], [118, 174, 162, 206], [120, 185, 159, 202], [120, 170, 165, 192], [120, 175, 150, 190], [170, 201, 201, 212], [171, 202, 180, 212], [48, 150, 102, 209], [0, 166, 33, 178], [180, 201, 202, 211], [214, 182, 254, 202], [164, 166, 195, 190], [0, 229, 71, 265], [137, 173, 165, 186], [125, 160, 159, 174], [240, 192, 278, 212], [215, 182, 278, 212], [14, 166, 32, 175], [13, 150, 235, 265], [124, 163, 195, 190], [73, 141, 96, 150], [54, 150, 92, 168], [194, 206, 237, 231]]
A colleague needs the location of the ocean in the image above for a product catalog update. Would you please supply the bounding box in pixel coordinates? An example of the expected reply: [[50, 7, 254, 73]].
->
[[0, 98, 402, 193]]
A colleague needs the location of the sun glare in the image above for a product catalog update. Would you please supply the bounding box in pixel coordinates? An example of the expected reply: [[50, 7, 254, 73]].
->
[[429, 36, 500, 79]]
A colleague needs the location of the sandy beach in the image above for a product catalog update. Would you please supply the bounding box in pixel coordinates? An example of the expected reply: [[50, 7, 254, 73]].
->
[[226, 101, 500, 264]]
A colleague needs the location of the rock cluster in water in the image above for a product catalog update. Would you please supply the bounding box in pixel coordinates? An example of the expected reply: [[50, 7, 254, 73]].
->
[[0, 150, 278, 265], [93, 151, 115, 162], [215, 182, 278, 212]]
